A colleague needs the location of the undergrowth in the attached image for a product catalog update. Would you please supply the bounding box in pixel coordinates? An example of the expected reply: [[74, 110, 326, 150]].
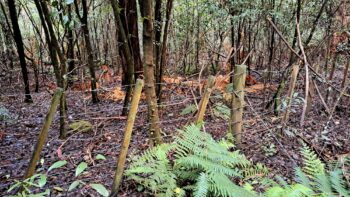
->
[[126, 124, 350, 197]]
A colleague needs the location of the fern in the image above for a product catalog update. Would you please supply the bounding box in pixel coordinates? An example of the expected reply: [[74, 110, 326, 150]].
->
[[126, 124, 265, 196], [300, 144, 325, 177], [263, 145, 349, 197], [193, 173, 208, 197], [208, 173, 255, 197], [125, 144, 177, 197], [329, 169, 350, 197]]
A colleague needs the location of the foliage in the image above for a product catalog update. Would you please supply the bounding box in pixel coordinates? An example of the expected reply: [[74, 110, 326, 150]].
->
[[69, 120, 93, 133], [263, 144, 350, 197], [0, 105, 16, 122], [126, 124, 267, 197], [212, 102, 230, 120], [180, 104, 197, 115], [8, 156, 109, 197], [299, 144, 325, 177], [7, 159, 66, 197], [262, 143, 277, 157], [127, 129, 350, 197]]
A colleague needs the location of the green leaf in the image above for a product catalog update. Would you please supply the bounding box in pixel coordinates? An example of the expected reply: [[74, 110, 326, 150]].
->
[[68, 180, 81, 191], [48, 160, 67, 172], [90, 184, 109, 197], [180, 104, 197, 115], [95, 154, 106, 161], [28, 189, 50, 197], [75, 162, 88, 177], [7, 180, 22, 192], [37, 174, 47, 187]]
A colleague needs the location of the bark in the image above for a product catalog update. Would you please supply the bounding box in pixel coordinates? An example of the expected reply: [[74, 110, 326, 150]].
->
[[67, 4, 75, 77], [110, 0, 135, 116], [154, 0, 162, 83], [7, 0, 32, 102], [157, 0, 174, 102], [79, 0, 99, 103], [125, 0, 142, 79], [33, 0, 60, 82], [36, 0, 68, 139], [140, 0, 163, 145]]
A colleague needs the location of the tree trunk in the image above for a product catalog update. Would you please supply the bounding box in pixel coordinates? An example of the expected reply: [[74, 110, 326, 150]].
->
[[157, 0, 174, 102], [125, 0, 142, 79], [7, 0, 32, 103], [80, 0, 99, 103], [67, 4, 75, 78], [36, 0, 68, 139], [140, 0, 163, 145], [154, 0, 162, 88], [110, 0, 136, 116]]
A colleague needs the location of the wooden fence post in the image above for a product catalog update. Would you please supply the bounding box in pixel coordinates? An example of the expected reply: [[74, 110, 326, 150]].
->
[[281, 64, 299, 131], [111, 79, 144, 196], [195, 75, 215, 124], [231, 65, 246, 147], [24, 88, 63, 179]]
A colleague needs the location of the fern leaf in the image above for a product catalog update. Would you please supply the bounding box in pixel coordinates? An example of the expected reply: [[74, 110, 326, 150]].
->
[[193, 173, 208, 197], [315, 174, 333, 196], [208, 173, 256, 197], [300, 145, 325, 177], [294, 167, 312, 189], [330, 169, 350, 197]]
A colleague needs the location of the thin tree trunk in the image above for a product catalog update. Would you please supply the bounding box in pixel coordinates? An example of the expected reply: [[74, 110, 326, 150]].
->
[[140, 0, 163, 145], [154, 0, 162, 86], [7, 0, 32, 103], [80, 0, 99, 103], [37, 0, 68, 139], [157, 0, 174, 102], [67, 4, 75, 78], [110, 0, 135, 116]]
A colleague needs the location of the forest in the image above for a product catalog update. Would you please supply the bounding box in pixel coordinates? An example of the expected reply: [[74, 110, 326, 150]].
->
[[0, 0, 350, 196]]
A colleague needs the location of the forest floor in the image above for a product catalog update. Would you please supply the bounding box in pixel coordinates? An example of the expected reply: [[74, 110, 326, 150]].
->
[[1, 70, 350, 196]]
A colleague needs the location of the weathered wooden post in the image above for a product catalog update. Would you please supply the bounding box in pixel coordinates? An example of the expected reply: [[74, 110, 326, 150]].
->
[[111, 79, 144, 196], [195, 75, 215, 124], [24, 88, 63, 179], [230, 65, 246, 147], [281, 64, 299, 130]]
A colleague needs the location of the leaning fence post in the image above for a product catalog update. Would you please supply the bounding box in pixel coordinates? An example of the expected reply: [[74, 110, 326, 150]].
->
[[230, 65, 247, 147], [195, 75, 215, 124], [111, 79, 144, 196], [24, 88, 63, 179], [282, 64, 299, 131]]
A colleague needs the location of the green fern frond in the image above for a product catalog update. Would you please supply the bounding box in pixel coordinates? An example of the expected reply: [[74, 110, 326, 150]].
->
[[276, 176, 289, 188], [127, 124, 267, 196], [285, 184, 313, 197], [176, 155, 242, 177], [125, 144, 178, 196], [208, 173, 256, 197], [243, 163, 269, 179], [294, 167, 312, 189], [314, 174, 333, 196], [300, 145, 325, 177], [264, 184, 313, 197], [329, 169, 350, 197], [193, 173, 208, 197], [264, 186, 285, 197]]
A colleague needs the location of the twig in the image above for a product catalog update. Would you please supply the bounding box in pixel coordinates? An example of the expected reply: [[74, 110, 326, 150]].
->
[[312, 80, 330, 114], [296, 20, 310, 127]]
